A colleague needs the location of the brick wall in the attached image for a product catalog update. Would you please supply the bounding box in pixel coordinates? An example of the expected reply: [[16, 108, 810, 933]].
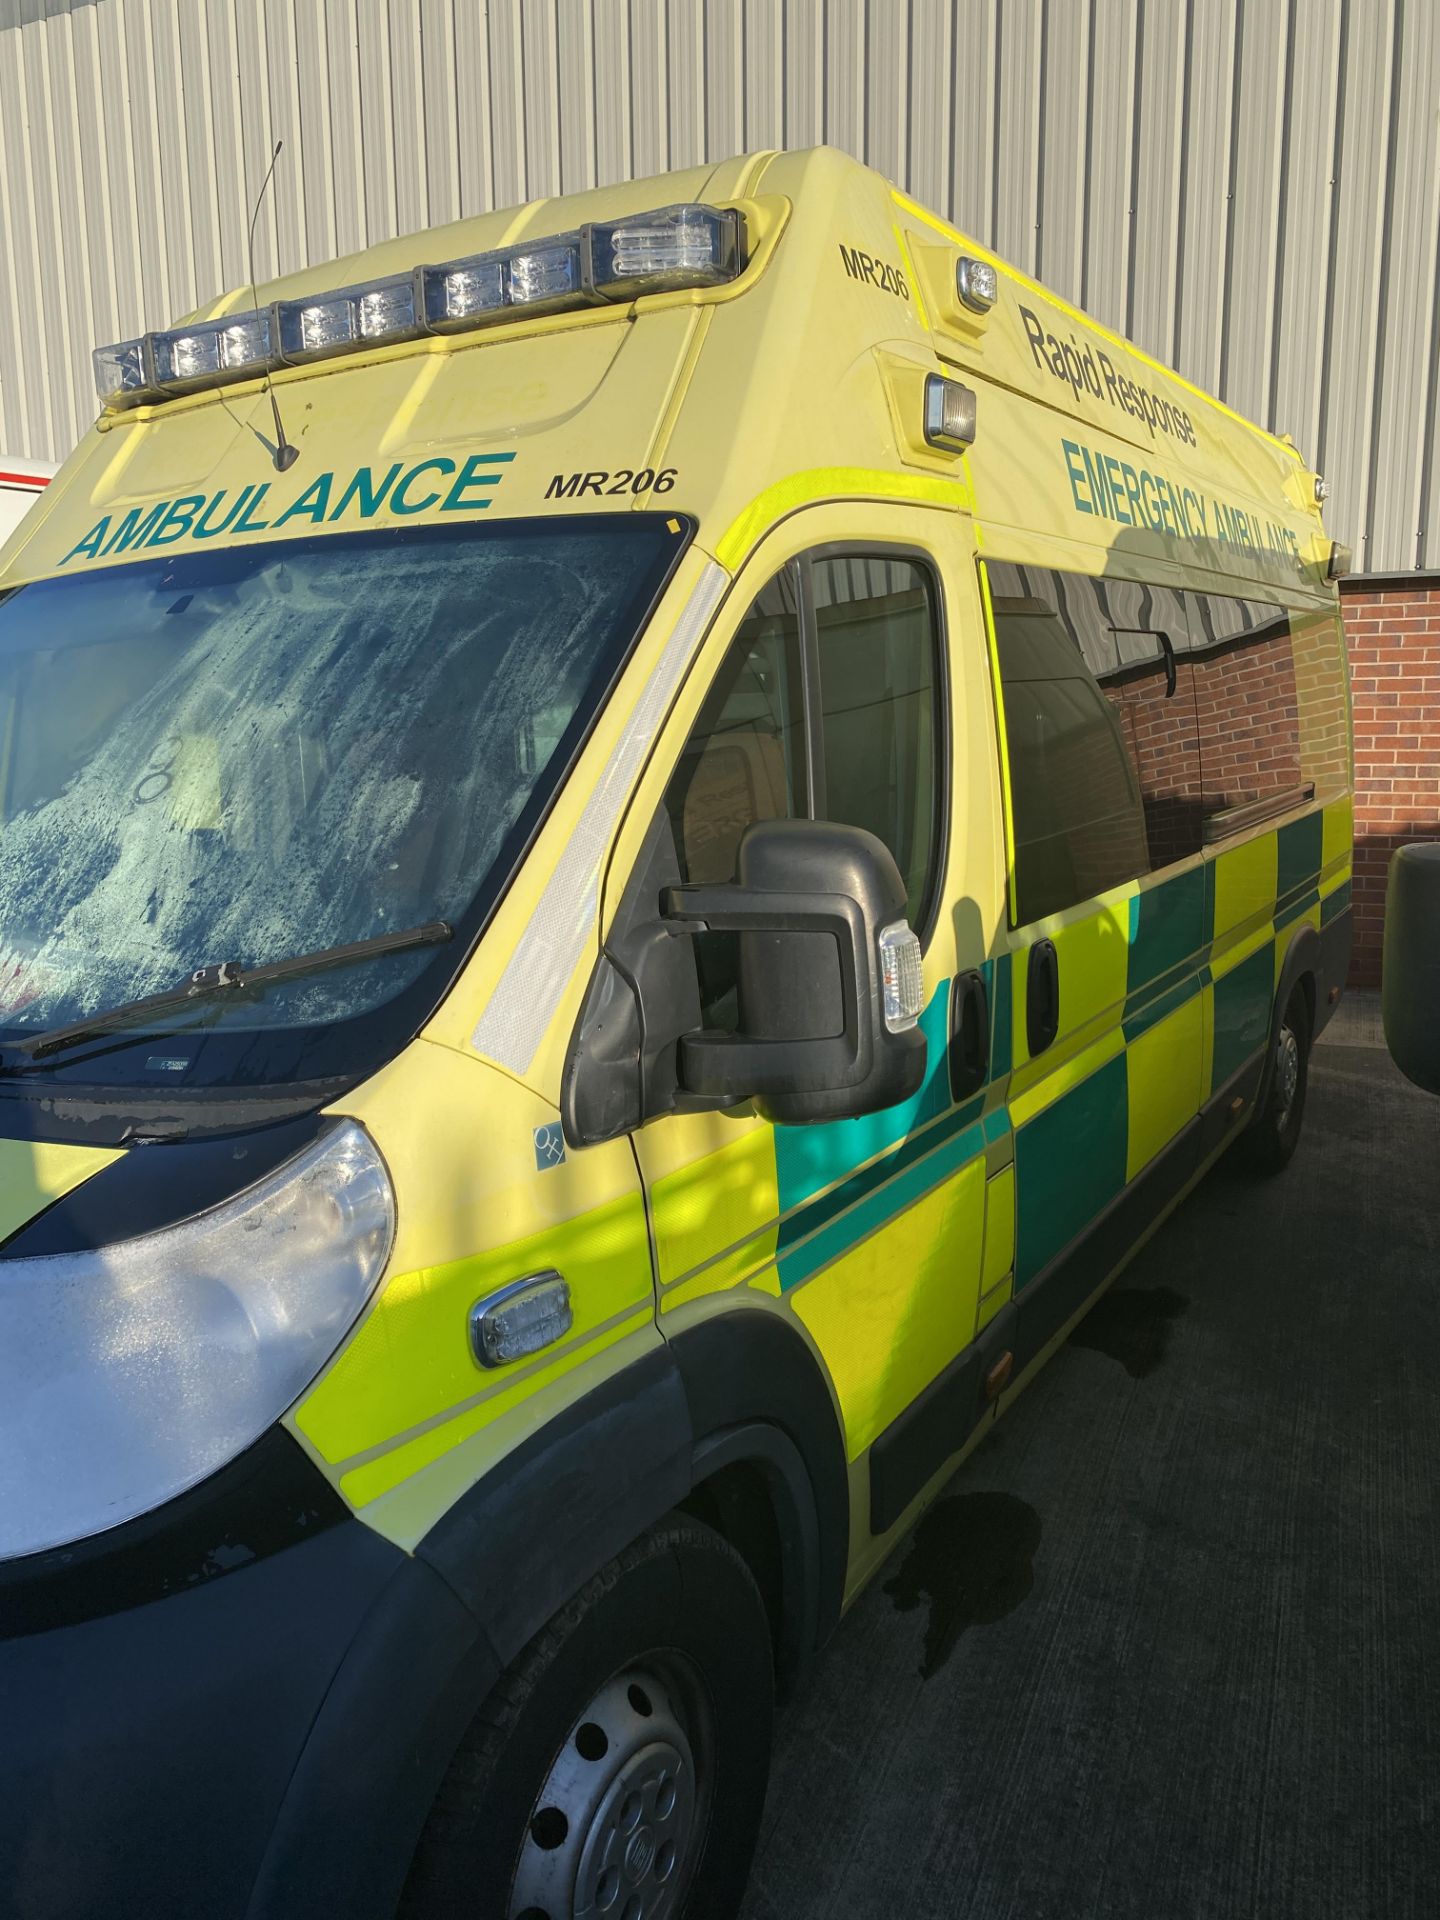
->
[[1341, 581, 1440, 988]]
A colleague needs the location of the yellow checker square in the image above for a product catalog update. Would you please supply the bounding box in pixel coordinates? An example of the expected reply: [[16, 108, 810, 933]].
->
[[981, 1164, 1016, 1296], [1212, 833, 1278, 945], [649, 1126, 779, 1289], [792, 1159, 986, 1462], [1127, 995, 1205, 1182], [0, 1138, 119, 1246], [1010, 893, 1130, 1072], [295, 1189, 651, 1467], [1322, 795, 1354, 878]]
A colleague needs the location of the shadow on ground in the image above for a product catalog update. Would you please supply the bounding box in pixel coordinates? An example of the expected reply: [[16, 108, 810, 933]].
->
[[741, 1001, 1440, 1920]]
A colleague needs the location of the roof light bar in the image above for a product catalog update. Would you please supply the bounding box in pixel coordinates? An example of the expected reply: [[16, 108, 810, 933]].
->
[[93, 200, 748, 410]]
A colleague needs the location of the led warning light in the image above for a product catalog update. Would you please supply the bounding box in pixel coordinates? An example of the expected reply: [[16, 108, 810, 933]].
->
[[275, 273, 424, 364], [93, 338, 153, 407], [422, 252, 509, 330], [148, 312, 275, 394], [586, 204, 744, 297]]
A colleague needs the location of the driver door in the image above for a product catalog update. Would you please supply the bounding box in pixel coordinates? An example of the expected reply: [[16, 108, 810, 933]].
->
[[604, 507, 1010, 1577]]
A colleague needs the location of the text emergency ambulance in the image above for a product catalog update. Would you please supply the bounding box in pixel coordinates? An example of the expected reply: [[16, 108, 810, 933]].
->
[[0, 148, 1351, 1920], [0, 455, 53, 545]]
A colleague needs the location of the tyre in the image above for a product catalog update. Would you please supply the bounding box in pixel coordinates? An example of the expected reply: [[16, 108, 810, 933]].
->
[[400, 1516, 775, 1920], [1239, 984, 1311, 1176]]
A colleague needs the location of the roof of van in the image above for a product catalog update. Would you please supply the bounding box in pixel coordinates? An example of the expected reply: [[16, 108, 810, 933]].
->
[[2, 146, 1333, 602]]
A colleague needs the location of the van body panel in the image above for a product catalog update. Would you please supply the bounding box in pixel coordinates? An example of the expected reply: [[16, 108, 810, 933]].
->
[[0, 145, 1352, 1920]]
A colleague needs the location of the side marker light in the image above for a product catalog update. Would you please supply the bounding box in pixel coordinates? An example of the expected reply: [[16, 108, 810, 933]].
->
[[923, 373, 977, 453], [985, 1352, 1014, 1401], [470, 1271, 573, 1368], [956, 256, 998, 313]]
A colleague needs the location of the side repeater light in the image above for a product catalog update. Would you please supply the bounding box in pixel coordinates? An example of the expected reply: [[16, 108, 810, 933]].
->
[[956, 255, 998, 313], [94, 201, 748, 409], [878, 921, 924, 1033], [923, 373, 977, 452], [470, 1271, 573, 1369]]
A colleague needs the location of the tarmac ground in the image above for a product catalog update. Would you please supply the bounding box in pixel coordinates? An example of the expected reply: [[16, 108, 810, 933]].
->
[[742, 994, 1440, 1920]]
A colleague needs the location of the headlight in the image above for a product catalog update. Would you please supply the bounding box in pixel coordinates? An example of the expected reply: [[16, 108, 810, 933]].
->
[[0, 1119, 394, 1561]]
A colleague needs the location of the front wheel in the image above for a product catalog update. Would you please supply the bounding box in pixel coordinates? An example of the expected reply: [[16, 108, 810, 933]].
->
[[401, 1517, 774, 1920], [1239, 984, 1311, 1176]]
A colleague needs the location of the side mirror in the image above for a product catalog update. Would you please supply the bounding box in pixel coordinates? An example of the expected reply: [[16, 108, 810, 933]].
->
[[1382, 842, 1440, 1094], [661, 819, 928, 1124], [562, 817, 928, 1144]]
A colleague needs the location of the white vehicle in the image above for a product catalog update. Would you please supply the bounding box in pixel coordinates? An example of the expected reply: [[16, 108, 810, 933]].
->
[[0, 456, 54, 545]]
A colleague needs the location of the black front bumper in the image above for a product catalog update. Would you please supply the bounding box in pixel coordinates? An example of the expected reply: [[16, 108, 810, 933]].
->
[[0, 1433, 500, 1920]]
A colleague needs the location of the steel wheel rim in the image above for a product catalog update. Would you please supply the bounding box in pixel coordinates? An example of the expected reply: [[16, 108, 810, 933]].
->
[[508, 1656, 713, 1920], [1274, 1024, 1301, 1128]]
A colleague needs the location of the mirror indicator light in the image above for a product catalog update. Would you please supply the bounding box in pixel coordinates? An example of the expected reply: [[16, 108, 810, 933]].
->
[[878, 921, 924, 1033]]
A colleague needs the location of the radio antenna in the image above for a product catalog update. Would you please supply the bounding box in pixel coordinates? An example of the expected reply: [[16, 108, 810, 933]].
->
[[247, 139, 299, 472]]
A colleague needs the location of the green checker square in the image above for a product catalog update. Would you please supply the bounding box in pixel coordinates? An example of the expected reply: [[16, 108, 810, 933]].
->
[[1014, 1051, 1128, 1290]]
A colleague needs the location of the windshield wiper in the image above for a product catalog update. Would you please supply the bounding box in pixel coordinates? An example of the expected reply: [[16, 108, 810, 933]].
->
[[10, 920, 453, 1063]]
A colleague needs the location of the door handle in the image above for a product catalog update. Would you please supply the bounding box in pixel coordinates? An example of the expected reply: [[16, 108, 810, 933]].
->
[[948, 969, 990, 1100], [1026, 938, 1060, 1056]]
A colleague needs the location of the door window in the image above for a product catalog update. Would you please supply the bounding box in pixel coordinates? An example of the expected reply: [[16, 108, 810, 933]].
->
[[665, 549, 945, 1025], [664, 566, 804, 887], [811, 557, 940, 925]]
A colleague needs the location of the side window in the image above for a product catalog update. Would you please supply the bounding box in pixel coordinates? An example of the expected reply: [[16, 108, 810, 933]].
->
[[985, 562, 1151, 924], [1187, 594, 1305, 829], [666, 566, 804, 886], [811, 556, 940, 926], [663, 548, 945, 1025], [1084, 577, 1206, 871]]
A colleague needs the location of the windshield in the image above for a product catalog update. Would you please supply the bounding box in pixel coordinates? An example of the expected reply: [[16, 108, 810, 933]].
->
[[0, 514, 687, 1093]]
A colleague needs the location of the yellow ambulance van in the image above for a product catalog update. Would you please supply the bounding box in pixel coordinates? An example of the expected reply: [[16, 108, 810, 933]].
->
[[0, 147, 1351, 1920]]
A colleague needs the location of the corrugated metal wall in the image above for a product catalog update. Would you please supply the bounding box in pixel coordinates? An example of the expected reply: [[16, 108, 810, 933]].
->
[[1, 0, 1437, 571]]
